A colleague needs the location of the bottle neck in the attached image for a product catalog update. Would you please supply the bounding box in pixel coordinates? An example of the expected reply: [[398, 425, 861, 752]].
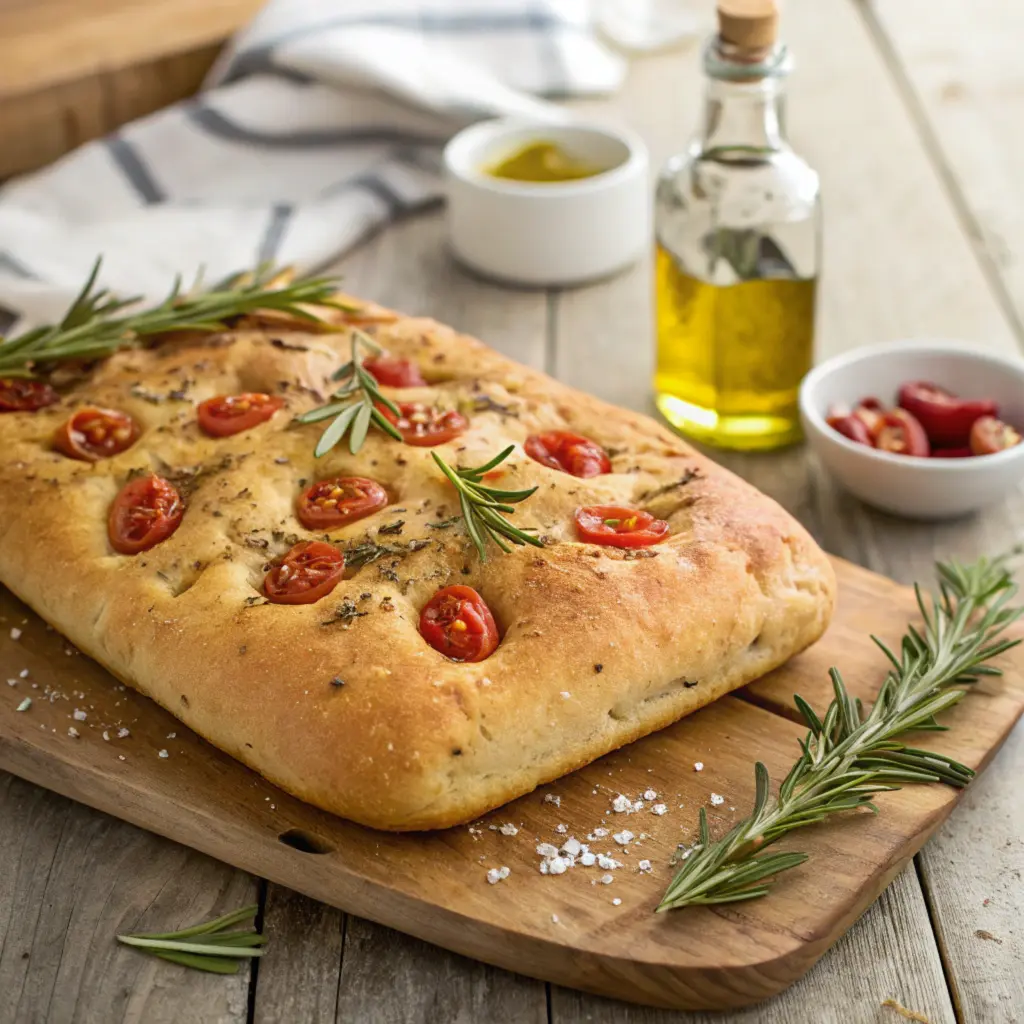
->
[[699, 75, 787, 154]]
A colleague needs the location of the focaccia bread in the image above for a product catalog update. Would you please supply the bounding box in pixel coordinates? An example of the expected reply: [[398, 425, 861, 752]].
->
[[0, 298, 835, 830]]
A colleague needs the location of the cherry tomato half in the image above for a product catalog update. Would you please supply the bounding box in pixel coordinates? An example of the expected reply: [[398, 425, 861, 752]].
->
[[364, 356, 426, 388], [826, 414, 873, 447], [898, 382, 996, 447], [377, 401, 467, 447], [198, 392, 284, 438], [0, 379, 58, 413], [264, 541, 345, 605], [574, 504, 670, 548], [931, 447, 973, 459], [852, 403, 883, 435], [419, 585, 499, 662], [969, 416, 1022, 456], [297, 476, 388, 530], [54, 407, 139, 461], [858, 396, 884, 411], [871, 409, 930, 457], [524, 431, 612, 478], [108, 475, 184, 555]]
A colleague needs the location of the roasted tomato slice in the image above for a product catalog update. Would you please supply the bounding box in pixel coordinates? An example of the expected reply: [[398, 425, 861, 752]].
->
[[969, 416, 1022, 456], [574, 504, 670, 548], [108, 475, 184, 555], [198, 392, 284, 438], [871, 409, 930, 457], [826, 414, 873, 446], [0, 379, 58, 412], [264, 540, 345, 605], [297, 476, 388, 530], [898, 382, 997, 447], [419, 585, 499, 662], [54, 407, 139, 461], [377, 401, 467, 447], [524, 431, 612, 478], [364, 356, 426, 388]]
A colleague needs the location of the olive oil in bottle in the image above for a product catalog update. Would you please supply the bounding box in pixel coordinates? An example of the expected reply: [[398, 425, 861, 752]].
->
[[654, 0, 820, 449]]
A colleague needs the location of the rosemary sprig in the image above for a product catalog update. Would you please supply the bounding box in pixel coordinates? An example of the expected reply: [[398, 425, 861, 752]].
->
[[659, 551, 1022, 911], [0, 259, 349, 378], [432, 446, 543, 562], [117, 904, 266, 974], [294, 329, 402, 456]]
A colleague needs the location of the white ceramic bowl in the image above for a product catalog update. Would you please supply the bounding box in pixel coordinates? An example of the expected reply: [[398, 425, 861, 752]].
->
[[800, 340, 1024, 519], [443, 118, 649, 288]]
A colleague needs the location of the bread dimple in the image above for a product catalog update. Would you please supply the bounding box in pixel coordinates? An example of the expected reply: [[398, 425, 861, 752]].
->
[[0, 300, 836, 830]]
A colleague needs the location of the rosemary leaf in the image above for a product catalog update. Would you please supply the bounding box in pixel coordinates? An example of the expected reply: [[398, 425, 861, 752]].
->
[[658, 550, 1022, 912], [431, 448, 542, 561], [0, 260, 349, 378]]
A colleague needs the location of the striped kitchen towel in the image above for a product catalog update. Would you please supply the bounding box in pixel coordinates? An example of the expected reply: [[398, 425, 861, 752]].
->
[[0, 0, 624, 328]]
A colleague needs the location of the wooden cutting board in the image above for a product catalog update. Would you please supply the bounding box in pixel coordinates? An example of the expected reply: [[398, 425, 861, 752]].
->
[[1, 556, 1021, 1011]]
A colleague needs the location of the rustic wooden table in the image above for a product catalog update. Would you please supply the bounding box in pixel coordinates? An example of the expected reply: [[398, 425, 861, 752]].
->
[[1, 2, 1021, 1021]]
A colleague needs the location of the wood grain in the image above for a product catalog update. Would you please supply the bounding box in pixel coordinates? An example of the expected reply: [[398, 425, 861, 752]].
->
[[0, 772, 255, 1024], [2, 557, 1021, 1011]]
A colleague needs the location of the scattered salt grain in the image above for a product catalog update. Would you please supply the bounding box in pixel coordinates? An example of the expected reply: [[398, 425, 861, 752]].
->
[[67, 727, 79, 739], [546, 857, 569, 876], [710, 793, 724, 806], [613, 830, 634, 846], [600, 873, 614, 885], [16, 697, 31, 712], [19, 669, 29, 678], [612, 898, 622, 906], [638, 860, 653, 874], [499, 823, 519, 836], [102, 730, 111, 741], [117, 727, 130, 738], [611, 794, 632, 813], [555, 823, 568, 834], [118, 755, 126, 761], [543, 793, 561, 808], [651, 803, 668, 816], [536, 843, 560, 858], [694, 761, 704, 771], [560, 691, 571, 699], [486, 866, 511, 885], [580, 851, 596, 867], [551, 914, 559, 924], [167, 732, 176, 739], [589, 827, 609, 839], [561, 837, 582, 857], [596, 853, 622, 870], [6, 679, 16, 687], [158, 749, 169, 759], [9, 628, 21, 640], [643, 789, 657, 801], [73, 709, 87, 721]]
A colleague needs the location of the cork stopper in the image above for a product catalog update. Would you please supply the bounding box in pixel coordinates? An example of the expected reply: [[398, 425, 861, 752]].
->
[[717, 0, 778, 59]]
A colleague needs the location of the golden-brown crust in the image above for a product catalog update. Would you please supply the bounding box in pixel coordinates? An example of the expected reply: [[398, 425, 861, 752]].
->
[[0, 301, 835, 830]]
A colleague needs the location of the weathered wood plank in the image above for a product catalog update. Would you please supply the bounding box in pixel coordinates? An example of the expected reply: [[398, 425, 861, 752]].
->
[[335, 918, 547, 1024], [550, 864, 954, 1024], [0, 771, 255, 1024], [869, 0, 1024, 339]]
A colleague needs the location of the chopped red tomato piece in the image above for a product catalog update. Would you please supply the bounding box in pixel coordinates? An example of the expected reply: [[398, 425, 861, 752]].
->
[[524, 431, 612, 478], [364, 356, 426, 388], [297, 476, 388, 530], [419, 585, 499, 662], [574, 504, 670, 548], [377, 401, 467, 447], [826, 414, 873, 447], [871, 409, 930, 457], [108, 475, 184, 555], [0, 379, 58, 412], [198, 392, 284, 437], [969, 416, 1022, 456], [264, 541, 345, 605], [898, 382, 996, 447], [54, 407, 139, 461]]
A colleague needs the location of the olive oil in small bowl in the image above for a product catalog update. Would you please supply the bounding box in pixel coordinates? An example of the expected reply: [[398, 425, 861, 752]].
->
[[443, 119, 649, 288]]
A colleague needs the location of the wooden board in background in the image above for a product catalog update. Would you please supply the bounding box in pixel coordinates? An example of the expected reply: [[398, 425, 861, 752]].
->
[[1, 556, 1021, 1011]]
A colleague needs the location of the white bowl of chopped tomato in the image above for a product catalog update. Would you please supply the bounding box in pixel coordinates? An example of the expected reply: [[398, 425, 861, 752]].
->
[[799, 340, 1024, 519]]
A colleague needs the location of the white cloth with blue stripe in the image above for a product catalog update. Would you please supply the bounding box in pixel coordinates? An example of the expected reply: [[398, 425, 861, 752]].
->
[[0, 0, 624, 328]]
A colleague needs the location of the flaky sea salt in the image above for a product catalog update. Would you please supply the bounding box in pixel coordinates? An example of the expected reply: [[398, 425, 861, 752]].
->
[[651, 803, 668, 816], [555, 823, 568, 834], [117, 727, 130, 738], [536, 842, 560, 858], [499, 823, 519, 836], [710, 793, 725, 806], [543, 793, 561, 808], [9, 628, 21, 640], [612, 898, 622, 906], [612, 830, 634, 846], [638, 860, 653, 874], [72, 709, 87, 721], [561, 837, 582, 857], [611, 794, 633, 813], [694, 761, 704, 772], [643, 789, 658, 801], [596, 853, 622, 870], [600, 873, 614, 885], [486, 866, 511, 885], [580, 851, 596, 867], [158, 749, 169, 759], [67, 727, 79, 738]]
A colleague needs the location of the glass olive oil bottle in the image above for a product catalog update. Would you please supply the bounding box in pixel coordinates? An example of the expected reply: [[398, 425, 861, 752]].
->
[[654, 0, 820, 449]]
